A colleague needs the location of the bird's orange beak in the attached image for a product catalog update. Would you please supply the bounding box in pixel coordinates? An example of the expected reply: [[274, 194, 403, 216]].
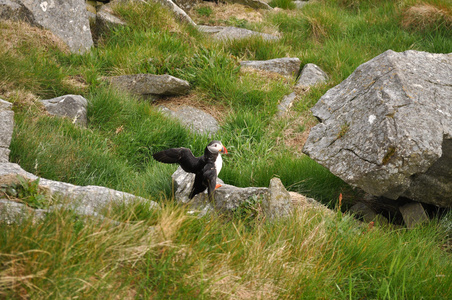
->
[[220, 146, 228, 154]]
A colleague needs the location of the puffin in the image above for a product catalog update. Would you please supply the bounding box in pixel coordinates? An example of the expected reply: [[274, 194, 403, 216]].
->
[[152, 140, 228, 202]]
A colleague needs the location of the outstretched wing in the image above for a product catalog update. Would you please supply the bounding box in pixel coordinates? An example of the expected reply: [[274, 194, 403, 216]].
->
[[152, 147, 201, 173]]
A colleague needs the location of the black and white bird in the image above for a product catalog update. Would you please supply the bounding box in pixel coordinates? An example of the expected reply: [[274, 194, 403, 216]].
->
[[152, 141, 228, 202]]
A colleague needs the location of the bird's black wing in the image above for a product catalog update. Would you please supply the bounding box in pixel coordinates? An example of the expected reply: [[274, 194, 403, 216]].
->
[[152, 147, 201, 173], [189, 172, 207, 199]]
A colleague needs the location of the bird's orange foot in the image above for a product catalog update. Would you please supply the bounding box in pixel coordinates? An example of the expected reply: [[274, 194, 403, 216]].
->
[[215, 184, 222, 189]]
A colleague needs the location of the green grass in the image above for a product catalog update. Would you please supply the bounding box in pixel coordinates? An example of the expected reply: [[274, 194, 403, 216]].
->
[[1, 0, 452, 298], [1, 202, 450, 299]]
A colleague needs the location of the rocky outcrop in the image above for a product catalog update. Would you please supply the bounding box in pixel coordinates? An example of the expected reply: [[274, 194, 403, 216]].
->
[[106, 74, 191, 99], [240, 57, 301, 77], [295, 63, 328, 89], [198, 25, 279, 41], [158, 105, 220, 136], [40, 95, 88, 127], [303, 50, 452, 208], [0, 99, 14, 163], [0, 0, 93, 54], [172, 166, 295, 218], [0, 162, 159, 222]]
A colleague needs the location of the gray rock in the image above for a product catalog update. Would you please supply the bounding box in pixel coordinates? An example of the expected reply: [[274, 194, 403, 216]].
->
[[240, 57, 301, 77], [154, 0, 197, 26], [95, 4, 126, 36], [262, 177, 292, 219], [294, 1, 308, 9], [303, 50, 452, 207], [277, 92, 297, 116], [0, 99, 14, 163], [0, 199, 47, 224], [399, 202, 428, 229], [5, 0, 94, 54], [0, 162, 159, 218], [349, 202, 378, 223], [0, 0, 33, 21], [295, 63, 328, 88], [172, 167, 292, 218], [107, 74, 191, 98], [159, 105, 220, 136], [197, 25, 279, 41], [40, 95, 88, 127]]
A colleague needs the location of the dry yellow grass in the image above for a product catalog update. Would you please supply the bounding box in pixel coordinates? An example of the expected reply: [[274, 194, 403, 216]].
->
[[401, 3, 452, 31], [0, 20, 69, 56]]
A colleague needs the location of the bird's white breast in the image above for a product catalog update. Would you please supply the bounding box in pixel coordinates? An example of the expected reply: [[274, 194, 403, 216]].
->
[[215, 154, 223, 175]]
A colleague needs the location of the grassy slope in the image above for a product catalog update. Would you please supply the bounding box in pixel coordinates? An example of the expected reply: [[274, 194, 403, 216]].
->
[[1, 0, 452, 298]]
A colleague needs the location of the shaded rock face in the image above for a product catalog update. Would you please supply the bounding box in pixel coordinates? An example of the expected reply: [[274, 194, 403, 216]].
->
[[303, 50, 452, 208], [107, 74, 191, 99], [6, 0, 93, 53], [172, 167, 293, 218], [40, 95, 88, 127], [240, 58, 301, 77], [0, 99, 14, 163]]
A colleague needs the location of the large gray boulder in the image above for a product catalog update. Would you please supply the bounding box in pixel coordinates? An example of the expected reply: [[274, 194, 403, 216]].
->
[[0, 99, 14, 163], [240, 57, 301, 77], [0, 162, 159, 219], [0, 0, 93, 54], [40, 95, 88, 127], [303, 50, 452, 207], [171, 167, 293, 218], [158, 105, 220, 136], [106, 74, 191, 99]]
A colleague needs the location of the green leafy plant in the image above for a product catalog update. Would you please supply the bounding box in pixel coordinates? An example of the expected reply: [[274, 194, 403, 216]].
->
[[269, 0, 296, 10], [0, 175, 49, 209], [196, 6, 213, 17]]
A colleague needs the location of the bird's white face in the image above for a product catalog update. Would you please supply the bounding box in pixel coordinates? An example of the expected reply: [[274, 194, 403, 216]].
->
[[207, 141, 228, 154]]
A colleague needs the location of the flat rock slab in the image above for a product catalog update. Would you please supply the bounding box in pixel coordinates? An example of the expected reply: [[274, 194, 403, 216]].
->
[[0, 99, 14, 163], [197, 25, 280, 41], [159, 105, 220, 136], [240, 57, 301, 77], [106, 74, 191, 98], [0, 162, 159, 217], [40, 94, 88, 127], [303, 50, 452, 207]]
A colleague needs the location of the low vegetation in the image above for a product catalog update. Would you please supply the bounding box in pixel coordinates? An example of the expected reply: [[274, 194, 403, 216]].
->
[[1, 0, 451, 298]]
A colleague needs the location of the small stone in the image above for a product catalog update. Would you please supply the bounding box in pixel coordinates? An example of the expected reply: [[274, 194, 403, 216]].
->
[[399, 202, 429, 229]]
